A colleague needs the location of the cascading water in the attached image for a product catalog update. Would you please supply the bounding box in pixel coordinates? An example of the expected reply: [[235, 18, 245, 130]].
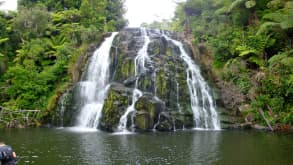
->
[[163, 35, 221, 130], [75, 32, 118, 129], [117, 28, 151, 132]]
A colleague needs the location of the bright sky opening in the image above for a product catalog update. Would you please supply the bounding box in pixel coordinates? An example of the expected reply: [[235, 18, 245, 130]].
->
[[0, 0, 181, 27], [125, 0, 179, 27], [0, 0, 17, 11]]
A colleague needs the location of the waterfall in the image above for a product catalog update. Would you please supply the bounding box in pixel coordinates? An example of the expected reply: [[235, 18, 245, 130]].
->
[[74, 32, 118, 129], [163, 35, 221, 130], [117, 28, 151, 132]]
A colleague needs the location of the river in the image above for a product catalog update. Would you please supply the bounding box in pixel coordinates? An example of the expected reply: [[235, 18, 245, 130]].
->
[[0, 129, 292, 164]]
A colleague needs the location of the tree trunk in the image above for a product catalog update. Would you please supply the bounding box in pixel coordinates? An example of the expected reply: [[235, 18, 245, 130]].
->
[[184, 12, 191, 38], [258, 108, 274, 131], [249, 9, 259, 26]]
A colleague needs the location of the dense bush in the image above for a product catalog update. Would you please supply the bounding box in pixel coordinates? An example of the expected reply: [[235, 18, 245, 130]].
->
[[0, 0, 127, 126]]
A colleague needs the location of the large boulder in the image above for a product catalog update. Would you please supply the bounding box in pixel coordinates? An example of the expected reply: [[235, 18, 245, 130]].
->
[[99, 83, 132, 131], [134, 94, 165, 130]]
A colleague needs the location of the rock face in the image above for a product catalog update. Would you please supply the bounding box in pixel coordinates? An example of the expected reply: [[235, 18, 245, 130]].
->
[[59, 28, 222, 132], [98, 28, 199, 132]]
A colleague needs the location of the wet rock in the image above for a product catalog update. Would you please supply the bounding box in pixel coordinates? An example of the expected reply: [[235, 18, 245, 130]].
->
[[134, 94, 165, 130], [61, 28, 226, 132], [173, 112, 194, 129], [134, 112, 152, 130], [105, 28, 201, 131], [99, 83, 132, 131], [156, 112, 174, 131], [252, 124, 270, 131]]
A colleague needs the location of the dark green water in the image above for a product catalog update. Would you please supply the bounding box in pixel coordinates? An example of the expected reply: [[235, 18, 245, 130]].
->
[[0, 128, 292, 165]]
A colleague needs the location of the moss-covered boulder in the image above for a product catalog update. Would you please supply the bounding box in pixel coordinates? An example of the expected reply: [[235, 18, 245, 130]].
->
[[134, 94, 165, 130], [99, 83, 132, 131]]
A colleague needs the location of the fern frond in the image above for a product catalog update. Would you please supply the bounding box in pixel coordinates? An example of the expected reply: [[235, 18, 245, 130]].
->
[[0, 37, 9, 44], [228, 0, 245, 12], [239, 49, 258, 57], [257, 22, 280, 35], [268, 50, 293, 67], [263, 12, 284, 22], [285, 2, 293, 9], [248, 56, 264, 66], [245, 0, 256, 9], [224, 58, 240, 68], [215, 7, 229, 15]]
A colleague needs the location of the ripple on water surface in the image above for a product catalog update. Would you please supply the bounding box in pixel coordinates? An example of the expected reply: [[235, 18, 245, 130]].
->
[[0, 129, 292, 165]]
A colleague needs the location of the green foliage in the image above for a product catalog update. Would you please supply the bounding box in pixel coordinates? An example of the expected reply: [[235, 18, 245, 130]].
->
[[13, 6, 51, 40], [245, 1, 256, 9], [51, 9, 81, 24], [0, 37, 8, 44], [268, 49, 293, 71], [229, 0, 245, 12], [0, 0, 127, 126]]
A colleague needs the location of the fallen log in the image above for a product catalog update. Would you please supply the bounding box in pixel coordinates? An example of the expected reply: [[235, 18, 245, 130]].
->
[[258, 108, 274, 131]]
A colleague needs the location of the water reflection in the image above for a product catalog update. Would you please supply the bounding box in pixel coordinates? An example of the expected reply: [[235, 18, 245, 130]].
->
[[0, 129, 292, 165], [190, 131, 220, 164], [216, 131, 293, 165]]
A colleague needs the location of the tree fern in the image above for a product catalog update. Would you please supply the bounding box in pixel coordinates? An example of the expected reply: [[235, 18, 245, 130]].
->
[[245, 0, 256, 9], [280, 15, 293, 29], [268, 49, 293, 67], [263, 12, 284, 22], [267, 0, 285, 10], [228, 0, 245, 12], [257, 22, 280, 35], [261, 3, 293, 30], [0, 37, 8, 44], [215, 7, 229, 15], [285, 1, 293, 9]]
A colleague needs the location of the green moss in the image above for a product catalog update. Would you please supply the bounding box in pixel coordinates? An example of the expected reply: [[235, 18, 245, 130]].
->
[[156, 70, 167, 98], [166, 47, 172, 56], [47, 81, 71, 112], [101, 88, 129, 130], [115, 56, 135, 82], [152, 43, 161, 56], [135, 113, 150, 130]]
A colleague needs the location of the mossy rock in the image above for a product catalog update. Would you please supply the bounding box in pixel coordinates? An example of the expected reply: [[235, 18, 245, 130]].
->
[[99, 83, 132, 131], [134, 112, 152, 130], [171, 112, 194, 129], [156, 113, 174, 131], [134, 94, 165, 130]]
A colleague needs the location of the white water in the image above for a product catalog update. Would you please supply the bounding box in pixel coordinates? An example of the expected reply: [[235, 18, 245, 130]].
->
[[117, 28, 151, 132], [152, 113, 161, 131], [163, 35, 220, 130], [57, 90, 70, 127], [75, 32, 118, 129]]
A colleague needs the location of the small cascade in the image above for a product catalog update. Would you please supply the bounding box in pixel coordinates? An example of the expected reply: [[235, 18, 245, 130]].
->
[[175, 77, 182, 113], [163, 35, 221, 130], [117, 89, 142, 131], [152, 70, 157, 98], [57, 91, 68, 127], [117, 28, 151, 132], [75, 32, 118, 129], [152, 113, 162, 131]]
